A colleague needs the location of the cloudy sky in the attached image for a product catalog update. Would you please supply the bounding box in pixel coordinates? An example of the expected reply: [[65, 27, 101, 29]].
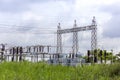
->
[[0, 0, 120, 54]]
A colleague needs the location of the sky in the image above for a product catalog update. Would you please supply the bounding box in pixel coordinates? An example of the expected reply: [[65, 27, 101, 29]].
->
[[0, 0, 120, 54]]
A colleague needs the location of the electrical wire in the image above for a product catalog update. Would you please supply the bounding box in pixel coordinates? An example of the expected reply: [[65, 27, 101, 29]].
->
[[0, 23, 57, 30], [0, 23, 58, 34]]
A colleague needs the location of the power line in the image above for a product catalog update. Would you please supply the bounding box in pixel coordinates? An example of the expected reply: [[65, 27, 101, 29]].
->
[[0, 23, 57, 30], [0, 27, 57, 30], [0, 27, 57, 29], [0, 31, 57, 34], [0, 23, 58, 34]]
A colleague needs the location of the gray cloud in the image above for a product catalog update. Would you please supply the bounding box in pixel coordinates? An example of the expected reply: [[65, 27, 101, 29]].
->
[[101, 3, 120, 38], [0, 0, 74, 13], [103, 15, 120, 38], [15, 20, 39, 32], [101, 3, 120, 16], [0, 0, 51, 13], [0, 0, 30, 13]]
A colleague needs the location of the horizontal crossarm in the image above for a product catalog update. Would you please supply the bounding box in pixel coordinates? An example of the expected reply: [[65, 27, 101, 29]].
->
[[57, 25, 95, 34]]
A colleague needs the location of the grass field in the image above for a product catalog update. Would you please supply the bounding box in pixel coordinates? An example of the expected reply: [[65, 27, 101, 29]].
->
[[0, 62, 120, 80]]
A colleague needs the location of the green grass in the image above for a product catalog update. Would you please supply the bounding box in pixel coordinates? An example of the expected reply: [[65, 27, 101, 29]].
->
[[0, 62, 120, 80]]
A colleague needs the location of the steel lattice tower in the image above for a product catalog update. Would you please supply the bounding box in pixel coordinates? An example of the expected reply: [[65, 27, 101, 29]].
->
[[72, 20, 78, 54], [57, 23, 62, 54], [91, 17, 97, 50]]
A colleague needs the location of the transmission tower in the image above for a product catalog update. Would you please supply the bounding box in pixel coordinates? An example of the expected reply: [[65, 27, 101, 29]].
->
[[56, 17, 97, 55]]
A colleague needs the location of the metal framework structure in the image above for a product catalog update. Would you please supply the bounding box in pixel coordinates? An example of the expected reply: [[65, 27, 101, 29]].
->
[[57, 17, 97, 54]]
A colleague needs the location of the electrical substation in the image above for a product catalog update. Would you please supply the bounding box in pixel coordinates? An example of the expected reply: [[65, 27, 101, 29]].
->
[[0, 17, 98, 66]]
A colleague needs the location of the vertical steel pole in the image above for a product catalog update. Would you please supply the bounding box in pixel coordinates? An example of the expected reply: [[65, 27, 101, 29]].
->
[[91, 16, 97, 63], [72, 20, 78, 58], [57, 23, 62, 54], [91, 16, 97, 51]]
